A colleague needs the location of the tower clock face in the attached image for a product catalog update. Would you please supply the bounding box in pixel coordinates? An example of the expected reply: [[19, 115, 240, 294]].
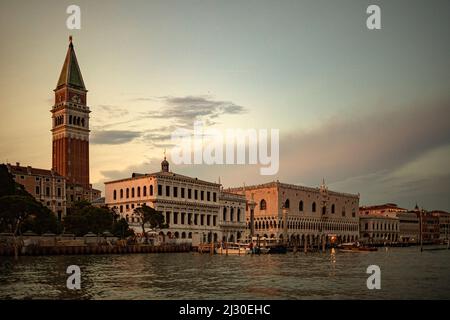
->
[[71, 94, 80, 103]]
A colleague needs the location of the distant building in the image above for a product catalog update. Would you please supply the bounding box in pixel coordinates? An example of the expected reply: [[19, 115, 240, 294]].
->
[[359, 215, 399, 244], [227, 180, 360, 246], [91, 197, 106, 208], [359, 203, 407, 218], [397, 211, 419, 244], [6, 162, 67, 220], [417, 210, 440, 244], [430, 210, 450, 242], [219, 191, 247, 243], [104, 157, 246, 245]]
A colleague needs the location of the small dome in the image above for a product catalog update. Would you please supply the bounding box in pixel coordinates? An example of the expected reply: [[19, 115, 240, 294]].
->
[[161, 157, 169, 172]]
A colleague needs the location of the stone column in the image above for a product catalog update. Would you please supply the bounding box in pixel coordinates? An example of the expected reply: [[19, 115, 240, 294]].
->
[[282, 206, 289, 245]]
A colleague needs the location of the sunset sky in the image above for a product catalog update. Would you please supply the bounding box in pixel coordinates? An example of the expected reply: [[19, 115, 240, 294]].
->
[[1, 0, 449, 210]]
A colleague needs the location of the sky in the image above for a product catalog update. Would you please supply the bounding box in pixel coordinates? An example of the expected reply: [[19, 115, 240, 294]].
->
[[0, 0, 449, 210]]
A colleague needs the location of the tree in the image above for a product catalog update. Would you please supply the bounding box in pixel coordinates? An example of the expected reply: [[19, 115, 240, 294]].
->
[[0, 195, 42, 235], [0, 165, 60, 235], [63, 202, 134, 237], [112, 218, 135, 239], [63, 203, 115, 236], [19, 203, 60, 235], [133, 204, 168, 241], [0, 164, 34, 198]]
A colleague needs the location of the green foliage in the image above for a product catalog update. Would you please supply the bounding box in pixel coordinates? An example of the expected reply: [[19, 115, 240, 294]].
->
[[133, 204, 168, 237], [112, 218, 135, 239], [19, 203, 61, 235], [63, 202, 135, 237], [0, 164, 32, 197], [0, 165, 60, 235], [63, 204, 114, 236], [0, 164, 16, 197]]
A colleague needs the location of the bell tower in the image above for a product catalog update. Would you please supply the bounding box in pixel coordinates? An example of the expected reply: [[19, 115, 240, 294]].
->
[[51, 36, 90, 187]]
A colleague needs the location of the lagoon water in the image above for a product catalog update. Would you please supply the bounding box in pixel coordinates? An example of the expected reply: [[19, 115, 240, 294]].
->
[[0, 247, 449, 299]]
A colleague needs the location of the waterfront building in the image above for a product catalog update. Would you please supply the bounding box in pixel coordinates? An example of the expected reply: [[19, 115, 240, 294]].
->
[[227, 180, 360, 246], [418, 211, 440, 244], [430, 210, 450, 242], [219, 191, 247, 243], [397, 211, 419, 244], [104, 158, 246, 245], [359, 203, 407, 218], [359, 215, 399, 244], [6, 162, 67, 220]]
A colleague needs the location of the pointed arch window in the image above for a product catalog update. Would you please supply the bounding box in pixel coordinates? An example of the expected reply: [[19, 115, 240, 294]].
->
[[260, 199, 267, 210]]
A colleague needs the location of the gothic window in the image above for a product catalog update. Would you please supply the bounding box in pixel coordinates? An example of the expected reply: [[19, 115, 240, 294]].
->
[[143, 186, 146, 197], [81, 118, 85, 127], [284, 199, 290, 209], [120, 189, 123, 198], [260, 199, 267, 210], [113, 190, 117, 200], [312, 202, 316, 212], [150, 185, 154, 196], [331, 204, 335, 214], [299, 200, 304, 211], [131, 188, 135, 198], [126, 188, 129, 198]]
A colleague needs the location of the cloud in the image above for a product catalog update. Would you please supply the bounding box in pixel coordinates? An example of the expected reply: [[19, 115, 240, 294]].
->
[[91, 130, 141, 145], [96, 105, 129, 118], [100, 159, 162, 182], [92, 96, 450, 210], [279, 98, 450, 185], [131, 95, 247, 146], [144, 95, 247, 127]]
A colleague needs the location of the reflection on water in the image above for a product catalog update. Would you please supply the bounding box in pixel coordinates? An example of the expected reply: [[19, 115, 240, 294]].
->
[[0, 247, 449, 299]]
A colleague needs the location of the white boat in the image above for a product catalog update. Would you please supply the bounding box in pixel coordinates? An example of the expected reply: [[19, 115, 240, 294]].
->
[[216, 242, 249, 255]]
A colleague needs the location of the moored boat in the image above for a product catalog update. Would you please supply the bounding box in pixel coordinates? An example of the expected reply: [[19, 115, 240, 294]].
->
[[338, 242, 377, 252], [216, 242, 248, 255]]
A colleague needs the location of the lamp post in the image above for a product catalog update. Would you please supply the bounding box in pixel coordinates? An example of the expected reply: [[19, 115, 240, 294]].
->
[[248, 196, 256, 242]]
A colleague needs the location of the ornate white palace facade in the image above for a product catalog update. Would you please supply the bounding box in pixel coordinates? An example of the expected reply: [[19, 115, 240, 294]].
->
[[104, 158, 246, 245], [227, 180, 360, 246]]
